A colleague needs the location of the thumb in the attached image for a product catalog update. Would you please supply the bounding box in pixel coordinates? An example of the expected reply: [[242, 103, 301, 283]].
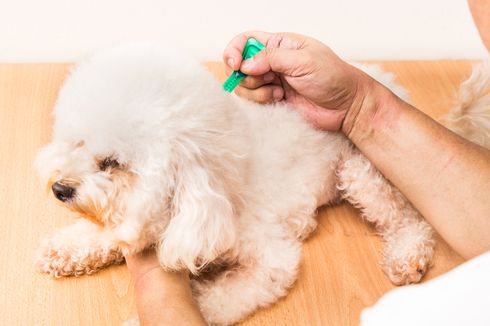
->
[[240, 47, 310, 77]]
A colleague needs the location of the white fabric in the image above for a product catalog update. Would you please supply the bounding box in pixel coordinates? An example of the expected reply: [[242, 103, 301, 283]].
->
[[361, 251, 490, 326]]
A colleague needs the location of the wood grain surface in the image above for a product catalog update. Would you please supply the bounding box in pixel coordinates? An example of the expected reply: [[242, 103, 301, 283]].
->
[[0, 61, 470, 325]]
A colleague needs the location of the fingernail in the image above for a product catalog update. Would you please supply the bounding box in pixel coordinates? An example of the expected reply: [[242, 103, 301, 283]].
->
[[273, 87, 284, 101], [264, 73, 274, 83], [227, 58, 235, 69]]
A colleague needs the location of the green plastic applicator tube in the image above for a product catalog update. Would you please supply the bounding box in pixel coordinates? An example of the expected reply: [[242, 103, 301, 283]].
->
[[223, 38, 266, 92]]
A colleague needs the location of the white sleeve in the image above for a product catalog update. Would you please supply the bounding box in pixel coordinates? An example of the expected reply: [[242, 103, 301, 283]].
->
[[360, 251, 490, 326]]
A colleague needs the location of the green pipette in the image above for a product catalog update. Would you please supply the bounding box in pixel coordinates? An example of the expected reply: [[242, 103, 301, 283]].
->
[[223, 38, 266, 92]]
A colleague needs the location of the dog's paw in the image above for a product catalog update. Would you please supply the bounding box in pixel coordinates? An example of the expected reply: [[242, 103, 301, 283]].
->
[[382, 253, 431, 285], [381, 222, 435, 286], [285, 215, 318, 241], [36, 240, 121, 278], [36, 243, 81, 277]]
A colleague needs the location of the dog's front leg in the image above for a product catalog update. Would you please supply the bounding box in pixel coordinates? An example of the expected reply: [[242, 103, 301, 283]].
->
[[338, 150, 435, 285], [37, 219, 123, 277]]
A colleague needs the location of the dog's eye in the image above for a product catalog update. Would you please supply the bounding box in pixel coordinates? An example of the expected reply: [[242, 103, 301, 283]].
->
[[98, 157, 120, 171]]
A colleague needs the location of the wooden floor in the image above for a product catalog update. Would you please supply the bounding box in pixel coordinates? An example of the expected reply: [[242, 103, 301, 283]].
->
[[0, 61, 469, 325]]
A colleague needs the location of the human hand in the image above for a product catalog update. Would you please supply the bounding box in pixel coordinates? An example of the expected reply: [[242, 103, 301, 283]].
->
[[125, 248, 172, 288], [223, 31, 377, 131], [125, 249, 206, 325]]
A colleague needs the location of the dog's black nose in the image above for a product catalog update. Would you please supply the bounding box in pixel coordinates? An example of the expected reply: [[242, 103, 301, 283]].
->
[[52, 182, 75, 202]]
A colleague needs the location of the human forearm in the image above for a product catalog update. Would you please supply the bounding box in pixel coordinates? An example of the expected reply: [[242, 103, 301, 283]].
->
[[133, 269, 206, 326], [344, 82, 490, 258], [126, 250, 206, 326]]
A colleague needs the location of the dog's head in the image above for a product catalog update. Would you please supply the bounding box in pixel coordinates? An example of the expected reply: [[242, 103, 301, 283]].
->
[[36, 43, 246, 273], [36, 139, 142, 225]]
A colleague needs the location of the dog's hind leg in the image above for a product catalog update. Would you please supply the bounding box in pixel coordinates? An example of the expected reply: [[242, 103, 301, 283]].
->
[[36, 219, 123, 277], [192, 236, 301, 325], [337, 150, 435, 285]]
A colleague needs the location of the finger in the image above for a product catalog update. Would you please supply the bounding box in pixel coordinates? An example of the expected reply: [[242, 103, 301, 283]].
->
[[224, 64, 234, 81], [240, 72, 276, 89], [224, 65, 281, 90], [241, 47, 312, 76], [223, 31, 273, 70], [235, 85, 284, 104], [266, 32, 307, 50]]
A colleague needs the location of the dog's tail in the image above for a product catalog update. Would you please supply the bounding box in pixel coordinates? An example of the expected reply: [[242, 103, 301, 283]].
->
[[439, 61, 490, 149]]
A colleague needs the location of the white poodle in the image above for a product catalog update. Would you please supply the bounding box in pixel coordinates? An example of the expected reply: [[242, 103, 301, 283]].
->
[[35, 43, 488, 325]]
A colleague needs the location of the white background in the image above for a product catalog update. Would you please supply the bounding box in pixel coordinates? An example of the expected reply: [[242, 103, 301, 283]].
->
[[0, 0, 487, 62]]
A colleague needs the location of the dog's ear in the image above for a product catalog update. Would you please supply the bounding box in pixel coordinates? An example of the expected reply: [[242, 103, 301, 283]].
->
[[158, 153, 237, 274]]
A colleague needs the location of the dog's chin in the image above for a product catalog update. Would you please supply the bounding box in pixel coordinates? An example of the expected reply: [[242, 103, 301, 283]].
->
[[68, 203, 149, 254], [59, 199, 106, 227], [77, 212, 104, 227]]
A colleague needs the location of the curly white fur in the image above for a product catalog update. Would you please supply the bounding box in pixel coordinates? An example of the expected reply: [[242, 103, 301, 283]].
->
[[35, 44, 488, 325], [440, 61, 490, 149]]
